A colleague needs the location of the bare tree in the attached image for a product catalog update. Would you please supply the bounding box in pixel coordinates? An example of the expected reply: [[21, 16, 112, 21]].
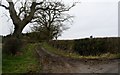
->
[[31, 1, 75, 40], [0, 0, 48, 37]]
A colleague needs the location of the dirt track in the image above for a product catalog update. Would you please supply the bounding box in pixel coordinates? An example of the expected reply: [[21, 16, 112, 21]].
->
[[36, 45, 120, 73]]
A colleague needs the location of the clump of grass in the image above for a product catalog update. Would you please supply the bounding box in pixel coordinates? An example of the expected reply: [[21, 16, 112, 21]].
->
[[2, 43, 42, 73]]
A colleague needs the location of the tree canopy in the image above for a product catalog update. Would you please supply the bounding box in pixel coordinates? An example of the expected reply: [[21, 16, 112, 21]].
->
[[31, 1, 75, 40]]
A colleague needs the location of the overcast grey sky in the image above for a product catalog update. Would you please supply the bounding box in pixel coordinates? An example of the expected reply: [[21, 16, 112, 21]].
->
[[0, 0, 119, 39]]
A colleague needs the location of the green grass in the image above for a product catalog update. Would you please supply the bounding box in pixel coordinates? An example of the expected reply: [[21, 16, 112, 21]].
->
[[42, 42, 120, 59], [2, 43, 42, 73]]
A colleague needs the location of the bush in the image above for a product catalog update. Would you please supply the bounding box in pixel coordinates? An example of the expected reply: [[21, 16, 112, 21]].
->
[[48, 37, 119, 56], [74, 38, 108, 56], [3, 37, 23, 55], [49, 40, 74, 52]]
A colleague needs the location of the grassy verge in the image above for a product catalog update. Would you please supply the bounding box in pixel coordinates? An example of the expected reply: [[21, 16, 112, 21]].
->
[[2, 43, 42, 73], [42, 42, 120, 59]]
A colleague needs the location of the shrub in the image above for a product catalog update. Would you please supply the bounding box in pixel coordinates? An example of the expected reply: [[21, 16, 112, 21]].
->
[[49, 37, 119, 56], [3, 37, 23, 55], [74, 38, 108, 56], [49, 40, 74, 52]]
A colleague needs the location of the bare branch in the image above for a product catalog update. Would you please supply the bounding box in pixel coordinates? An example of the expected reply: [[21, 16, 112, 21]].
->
[[36, 2, 43, 5], [31, 1, 75, 40], [0, 3, 9, 9]]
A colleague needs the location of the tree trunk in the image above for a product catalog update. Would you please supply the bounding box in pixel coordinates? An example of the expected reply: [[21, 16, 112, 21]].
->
[[13, 24, 23, 38], [13, 21, 28, 38]]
